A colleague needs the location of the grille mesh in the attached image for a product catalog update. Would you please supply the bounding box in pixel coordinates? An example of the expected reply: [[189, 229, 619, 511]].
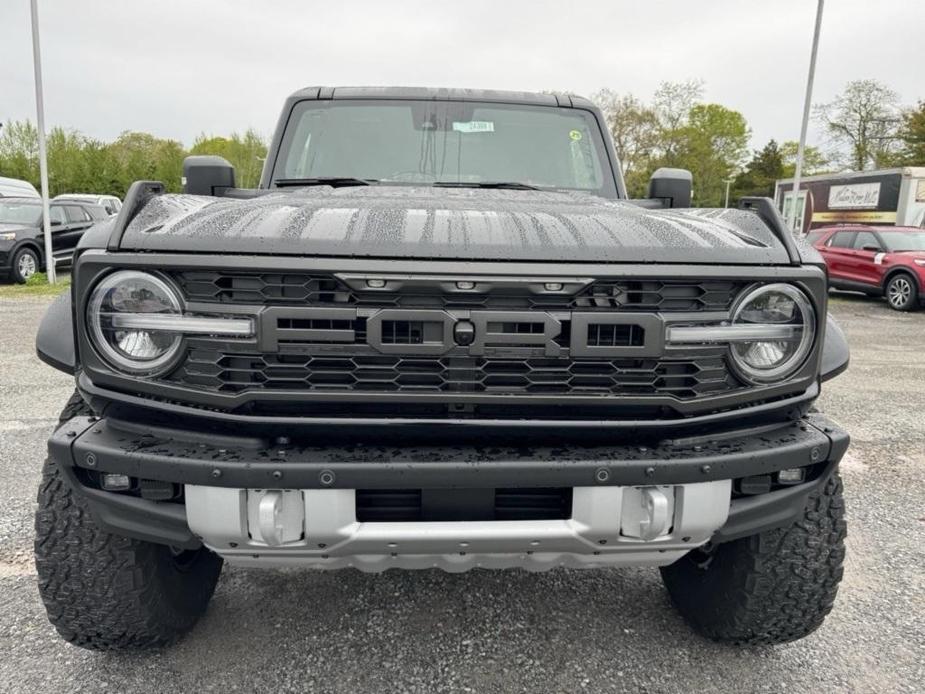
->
[[170, 350, 736, 400]]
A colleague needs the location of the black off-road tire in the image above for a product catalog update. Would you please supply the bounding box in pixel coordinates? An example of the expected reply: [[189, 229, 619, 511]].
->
[[34, 391, 223, 650], [660, 472, 846, 645]]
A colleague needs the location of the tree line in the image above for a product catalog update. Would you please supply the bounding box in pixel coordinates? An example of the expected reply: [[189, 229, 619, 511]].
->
[[592, 78, 925, 206], [1, 78, 922, 206], [0, 122, 267, 197]]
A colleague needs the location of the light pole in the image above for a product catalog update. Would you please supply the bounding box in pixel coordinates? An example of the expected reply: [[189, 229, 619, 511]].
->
[[30, 0, 55, 283], [724, 179, 734, 208], [787, 0, 825, 235]]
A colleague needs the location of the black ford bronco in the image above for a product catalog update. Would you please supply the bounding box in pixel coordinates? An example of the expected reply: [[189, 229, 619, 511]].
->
[[34, 87, 850, 650]]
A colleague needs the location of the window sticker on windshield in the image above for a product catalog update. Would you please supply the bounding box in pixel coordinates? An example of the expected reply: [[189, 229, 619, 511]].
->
[[452, 121, 494, 133], [569, 129, 583, 141]]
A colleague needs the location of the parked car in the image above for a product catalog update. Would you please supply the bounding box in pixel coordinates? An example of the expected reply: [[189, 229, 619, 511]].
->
[[0, 175, 40, 199], [810, 225, 925, 310], [0, 197, 108, 282], [54, 193, 122, 216], [34, 86, 850, 650]]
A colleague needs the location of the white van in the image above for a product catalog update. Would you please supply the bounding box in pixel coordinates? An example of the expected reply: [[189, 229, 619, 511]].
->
[[0, 176, 40, 199]]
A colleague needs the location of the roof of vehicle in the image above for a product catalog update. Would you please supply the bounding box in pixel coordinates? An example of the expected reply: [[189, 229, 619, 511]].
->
[[54, 193, 120, 201], [286, 86, 595, 109], [0, 197, 100, 208]]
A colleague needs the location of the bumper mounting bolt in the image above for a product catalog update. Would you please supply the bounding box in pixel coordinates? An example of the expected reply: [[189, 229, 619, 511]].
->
[[319, 470, 336, 486], [595, 468, 610, 483], [211, 468, 222, 478], [644, 466, 656, 477], [700, 464, 711, 474], [84, 453, 96, 467], [810, 447, 822, 462], [272, 470, 283, 480]]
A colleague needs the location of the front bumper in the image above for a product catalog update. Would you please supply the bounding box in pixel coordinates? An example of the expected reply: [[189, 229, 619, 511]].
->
[[49, 411, 849, 567]]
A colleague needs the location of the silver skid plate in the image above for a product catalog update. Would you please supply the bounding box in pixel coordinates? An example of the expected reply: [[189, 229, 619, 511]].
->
[[185, 482, 731, 572]]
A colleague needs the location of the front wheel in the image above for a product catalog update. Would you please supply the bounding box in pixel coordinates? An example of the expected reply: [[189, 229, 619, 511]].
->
[[885, 273, 918, 311], [34, 392, 223, 650], [660, 472, 846, 645], [11, 246, 39, 283]]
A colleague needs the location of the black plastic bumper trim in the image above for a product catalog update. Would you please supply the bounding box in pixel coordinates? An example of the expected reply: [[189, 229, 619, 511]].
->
[[52, 412, 848, 491], [715, 459, 840, 543], [56, 460, 199, 549]]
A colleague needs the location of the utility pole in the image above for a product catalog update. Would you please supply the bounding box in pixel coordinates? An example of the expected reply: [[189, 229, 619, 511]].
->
[[30, 0, 55, 283], [724, 179, 733, 208], [787, 0, 825, 236]]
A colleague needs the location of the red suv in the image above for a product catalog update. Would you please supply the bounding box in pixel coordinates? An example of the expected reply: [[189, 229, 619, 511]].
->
[[809, 225, 925, 311]]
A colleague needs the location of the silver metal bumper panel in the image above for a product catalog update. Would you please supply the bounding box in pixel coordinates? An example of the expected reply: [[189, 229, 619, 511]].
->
[[185, 482, 731, 572]]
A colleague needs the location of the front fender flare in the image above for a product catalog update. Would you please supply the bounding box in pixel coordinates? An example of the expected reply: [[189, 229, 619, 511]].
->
[[820, 313, 849, 382], [36, 290, 76, 374]]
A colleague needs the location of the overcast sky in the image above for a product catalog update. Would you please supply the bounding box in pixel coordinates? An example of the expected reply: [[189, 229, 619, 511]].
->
[[2, 0, 923, 154]]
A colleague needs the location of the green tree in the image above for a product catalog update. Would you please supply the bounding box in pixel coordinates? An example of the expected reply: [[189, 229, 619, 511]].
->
[[894, 100, 925, 165], [732, 139, 784, 202], [815, 79, 902, 170], [106, 131, 186, 193], [779, 140, 832, 177], [653, 79, 705, 164], [591, 89, 660, 197], [190, 129, 267, 188], [672, 103, 750, 207], [0, 120, 40, 183]]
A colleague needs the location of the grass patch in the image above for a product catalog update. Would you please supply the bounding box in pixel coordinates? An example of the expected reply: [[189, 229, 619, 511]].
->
[[0, 272, 71, 298]]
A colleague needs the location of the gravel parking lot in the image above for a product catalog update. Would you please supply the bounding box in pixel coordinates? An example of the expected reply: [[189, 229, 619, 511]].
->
[[0, 290, 923, 693]]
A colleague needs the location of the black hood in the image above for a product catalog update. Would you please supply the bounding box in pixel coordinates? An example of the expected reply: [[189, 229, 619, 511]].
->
[[118, 187, 790, 265]]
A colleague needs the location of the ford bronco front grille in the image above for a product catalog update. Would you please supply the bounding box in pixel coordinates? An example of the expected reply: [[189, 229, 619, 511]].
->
[[152, 270, 751, 409]]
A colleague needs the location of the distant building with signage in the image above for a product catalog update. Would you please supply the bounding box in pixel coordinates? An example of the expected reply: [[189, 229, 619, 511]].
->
[[774, 167, 925, 234]]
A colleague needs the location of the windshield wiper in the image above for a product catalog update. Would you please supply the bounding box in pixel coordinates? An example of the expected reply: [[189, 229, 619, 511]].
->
[[432, 181, 541, 191], [274, 177, 378, 188]]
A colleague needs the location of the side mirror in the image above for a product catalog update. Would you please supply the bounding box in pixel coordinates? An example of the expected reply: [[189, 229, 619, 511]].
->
[[648, 168, 692, 208], [182, 155, 236, 196]]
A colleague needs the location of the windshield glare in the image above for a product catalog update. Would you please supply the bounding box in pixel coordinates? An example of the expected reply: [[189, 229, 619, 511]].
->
[[0, 201, 41, 225], [274, 100, 612, 194], [880, 231, 925, 252]]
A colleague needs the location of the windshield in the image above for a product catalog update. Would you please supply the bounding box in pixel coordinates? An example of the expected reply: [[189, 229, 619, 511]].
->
[[880, 230, 925, 252], [0, 201, 41, 225], [272, 99, 614, 195]]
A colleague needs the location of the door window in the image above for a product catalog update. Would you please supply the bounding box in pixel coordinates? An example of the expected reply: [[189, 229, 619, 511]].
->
[[782, 191, 807, 232], [48, 206, 67, 226], [827, 230, 856, 248], [65, 205, 90, 223], [853, 231, 881, 251]]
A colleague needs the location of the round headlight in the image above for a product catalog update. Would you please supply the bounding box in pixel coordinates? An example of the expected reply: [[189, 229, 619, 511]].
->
[[87, 271, 183, 374], [729, 283, 816, 384]]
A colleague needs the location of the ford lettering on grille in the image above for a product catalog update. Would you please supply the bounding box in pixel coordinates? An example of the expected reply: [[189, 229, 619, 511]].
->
[[257, 307, 664, 358]]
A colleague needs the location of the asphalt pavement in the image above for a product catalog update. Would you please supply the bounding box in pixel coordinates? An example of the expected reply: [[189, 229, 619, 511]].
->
[[0, 290, 923, 693]]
